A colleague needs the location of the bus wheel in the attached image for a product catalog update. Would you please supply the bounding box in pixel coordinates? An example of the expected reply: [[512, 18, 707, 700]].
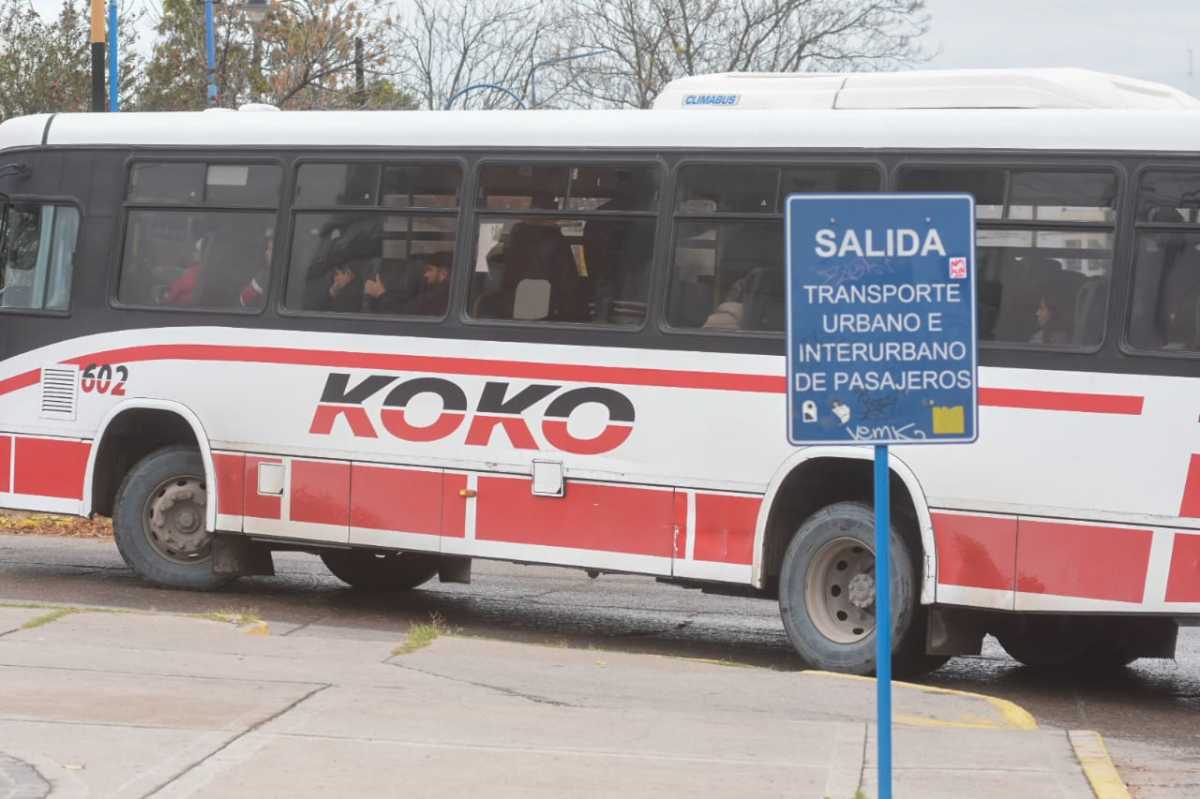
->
[[113, 446, 233, 591], [778, 501, 932, 676], [320, 550, 440, 591]]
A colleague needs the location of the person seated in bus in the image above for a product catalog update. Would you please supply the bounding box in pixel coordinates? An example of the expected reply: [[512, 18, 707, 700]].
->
[[703, 274, 748, 330], [476, 218, 587, 322], [237, 227, 274, 309], [1029, 294, 1071, 345], [161, 239, 205, 306], [400, 252, 452, 316]]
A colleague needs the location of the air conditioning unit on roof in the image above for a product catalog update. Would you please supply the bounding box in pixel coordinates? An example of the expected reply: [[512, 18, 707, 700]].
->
[[652, 68, 1200, 111]]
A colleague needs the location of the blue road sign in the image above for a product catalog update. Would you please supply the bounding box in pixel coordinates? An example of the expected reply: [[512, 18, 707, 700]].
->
[[785, 194, 978, 446]]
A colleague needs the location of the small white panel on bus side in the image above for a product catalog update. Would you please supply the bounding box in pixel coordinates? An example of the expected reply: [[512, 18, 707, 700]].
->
[[257, 462, 285, 495], [531, 460, 564, 497]]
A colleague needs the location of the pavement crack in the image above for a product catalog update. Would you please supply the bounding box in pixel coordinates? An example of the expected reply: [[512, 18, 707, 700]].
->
[[388, 660, 574, 707], [139, 682, 332, 799]]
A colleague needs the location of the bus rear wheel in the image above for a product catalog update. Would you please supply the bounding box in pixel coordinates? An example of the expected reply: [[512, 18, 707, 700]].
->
[[320, 549, 440, 591], [113, 446, 233, 591], [778, 501, 940, 677], [995, 617, 1139, 670]]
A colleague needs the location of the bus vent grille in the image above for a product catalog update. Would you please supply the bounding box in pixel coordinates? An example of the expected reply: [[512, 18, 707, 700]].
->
[[40, 366, 79, 421]]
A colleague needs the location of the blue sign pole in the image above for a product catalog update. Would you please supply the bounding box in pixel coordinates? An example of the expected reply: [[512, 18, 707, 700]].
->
[[106, 1, 118, 112], [205, 0, 217, 106], [784, 193, 977, 799], [874, 444, 891, 799]]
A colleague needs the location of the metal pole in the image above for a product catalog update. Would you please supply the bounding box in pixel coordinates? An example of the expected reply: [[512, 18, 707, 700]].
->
[[874, 444, 892, 799], [107, 1, 119, 112], [528, 48, 608, 109], [444, 84, 527, 110], [355, 37, 366, 108], [90, 0, 105, 112], [205, 0, 218, 106]]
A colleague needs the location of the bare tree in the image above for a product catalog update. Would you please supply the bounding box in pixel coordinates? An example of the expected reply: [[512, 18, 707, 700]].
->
[[564, 0, 930, 108], [389, 0, 567, 110]]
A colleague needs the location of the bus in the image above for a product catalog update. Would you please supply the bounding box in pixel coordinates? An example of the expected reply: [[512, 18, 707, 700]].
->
[[1, 69, 1197, 676]]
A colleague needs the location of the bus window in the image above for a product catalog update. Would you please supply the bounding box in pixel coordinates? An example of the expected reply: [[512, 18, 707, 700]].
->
[[1129, 171, 1200, 352], [468, 163, 659, 326], [0, 203, 79, 311], [119, 210, 275, 309], [666, 163, 881, 333], [668, 220, 783, 331], [286, 162, 462, 317], [899, 165, 1117, 348]]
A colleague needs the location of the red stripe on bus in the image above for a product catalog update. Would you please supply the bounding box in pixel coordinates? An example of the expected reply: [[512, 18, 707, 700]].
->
[[0, 436, 10, 494], [1016, 520, 1152, 603], [1165, 533, 1200, 603], [12, 437, 90, 500], [243, 456, 282, 520], [0, 369, 40, 397], [51, 343, 1145, 414], [1179, 455, 1200, 518], [693, 493, 760, 565], [290, 459, 349, 527], [63, 344, 787, 394], [979, 387, 1143, 415], [350, 464, 444, 536], [932, 512, 1017, 591], [475, 476, 675, 557], [212, 452, 245, 517]]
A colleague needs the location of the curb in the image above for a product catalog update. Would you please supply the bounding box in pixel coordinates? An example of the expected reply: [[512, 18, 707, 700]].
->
[[802, 670, 1039, 731], [1068, 730, 1131, 799]]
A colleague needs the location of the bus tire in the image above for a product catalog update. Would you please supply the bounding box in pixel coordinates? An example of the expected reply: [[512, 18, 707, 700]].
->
[[113, 446, 233, 591], [320, 549, 440, 591], [996, 617, 1137, 671], [778, 501, 931, 676]]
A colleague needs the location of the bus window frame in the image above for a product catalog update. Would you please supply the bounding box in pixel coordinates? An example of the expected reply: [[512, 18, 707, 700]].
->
[[0, 193, 83, 318], [657, 155, 887, 341], [276, 153, 469, 325], [1119, 161, 1200, 361], [110, 154, 286, 316], [459, 154, 667, 335], [891, 156, 1126, 356]]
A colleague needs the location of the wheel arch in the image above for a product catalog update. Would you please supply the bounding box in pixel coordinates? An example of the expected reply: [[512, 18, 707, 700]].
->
[[84, 399, 218, 531], [752, 447, 936, 603]]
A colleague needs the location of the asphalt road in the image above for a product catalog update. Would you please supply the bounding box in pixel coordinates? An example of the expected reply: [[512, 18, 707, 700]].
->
[[1, 533, 1197, 795]]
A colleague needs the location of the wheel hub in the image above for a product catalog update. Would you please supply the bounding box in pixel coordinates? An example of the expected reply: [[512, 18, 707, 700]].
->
[[146, 478, 210, 561], [804, 537, 877, 645], [847, 572, 876, 610]]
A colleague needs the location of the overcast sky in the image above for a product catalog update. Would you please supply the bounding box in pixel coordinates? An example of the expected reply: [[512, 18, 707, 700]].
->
[[30, 0, 1200, 97]]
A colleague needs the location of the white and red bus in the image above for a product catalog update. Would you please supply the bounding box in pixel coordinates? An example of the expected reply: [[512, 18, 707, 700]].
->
[[1, 69, 1198, 675]]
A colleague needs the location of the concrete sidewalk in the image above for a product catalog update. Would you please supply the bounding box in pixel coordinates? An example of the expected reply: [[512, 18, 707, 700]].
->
[[0, 603, 1112, 798]]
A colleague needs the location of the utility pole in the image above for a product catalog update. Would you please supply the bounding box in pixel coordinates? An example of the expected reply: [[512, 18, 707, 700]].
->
[[355, 37, 366, 108], [90, 0, 105, 111]]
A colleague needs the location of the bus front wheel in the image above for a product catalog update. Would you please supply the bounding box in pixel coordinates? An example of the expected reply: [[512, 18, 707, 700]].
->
[[113, 446, 233, 591], [320, 549, 440, 591], [778, 501, 940, 676]]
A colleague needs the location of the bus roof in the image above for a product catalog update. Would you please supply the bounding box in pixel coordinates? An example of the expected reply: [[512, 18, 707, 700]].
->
[[3, 106, 1200, 154], [652, 68, 1200, 111]]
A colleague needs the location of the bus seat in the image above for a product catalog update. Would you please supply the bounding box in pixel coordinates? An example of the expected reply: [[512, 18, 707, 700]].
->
[[1073, 276, 1107, 345], [513, 278, 551, 320], [741, 267, 786, 331]]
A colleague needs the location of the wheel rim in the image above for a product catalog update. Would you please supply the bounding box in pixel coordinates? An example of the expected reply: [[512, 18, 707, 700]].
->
[[142, 475, 212, 564], [804, 536, 876, 644]]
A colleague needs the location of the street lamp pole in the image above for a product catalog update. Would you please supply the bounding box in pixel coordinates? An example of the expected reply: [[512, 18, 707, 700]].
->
[[205, 0, 218, 106], [528, 48, 608, 109]]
